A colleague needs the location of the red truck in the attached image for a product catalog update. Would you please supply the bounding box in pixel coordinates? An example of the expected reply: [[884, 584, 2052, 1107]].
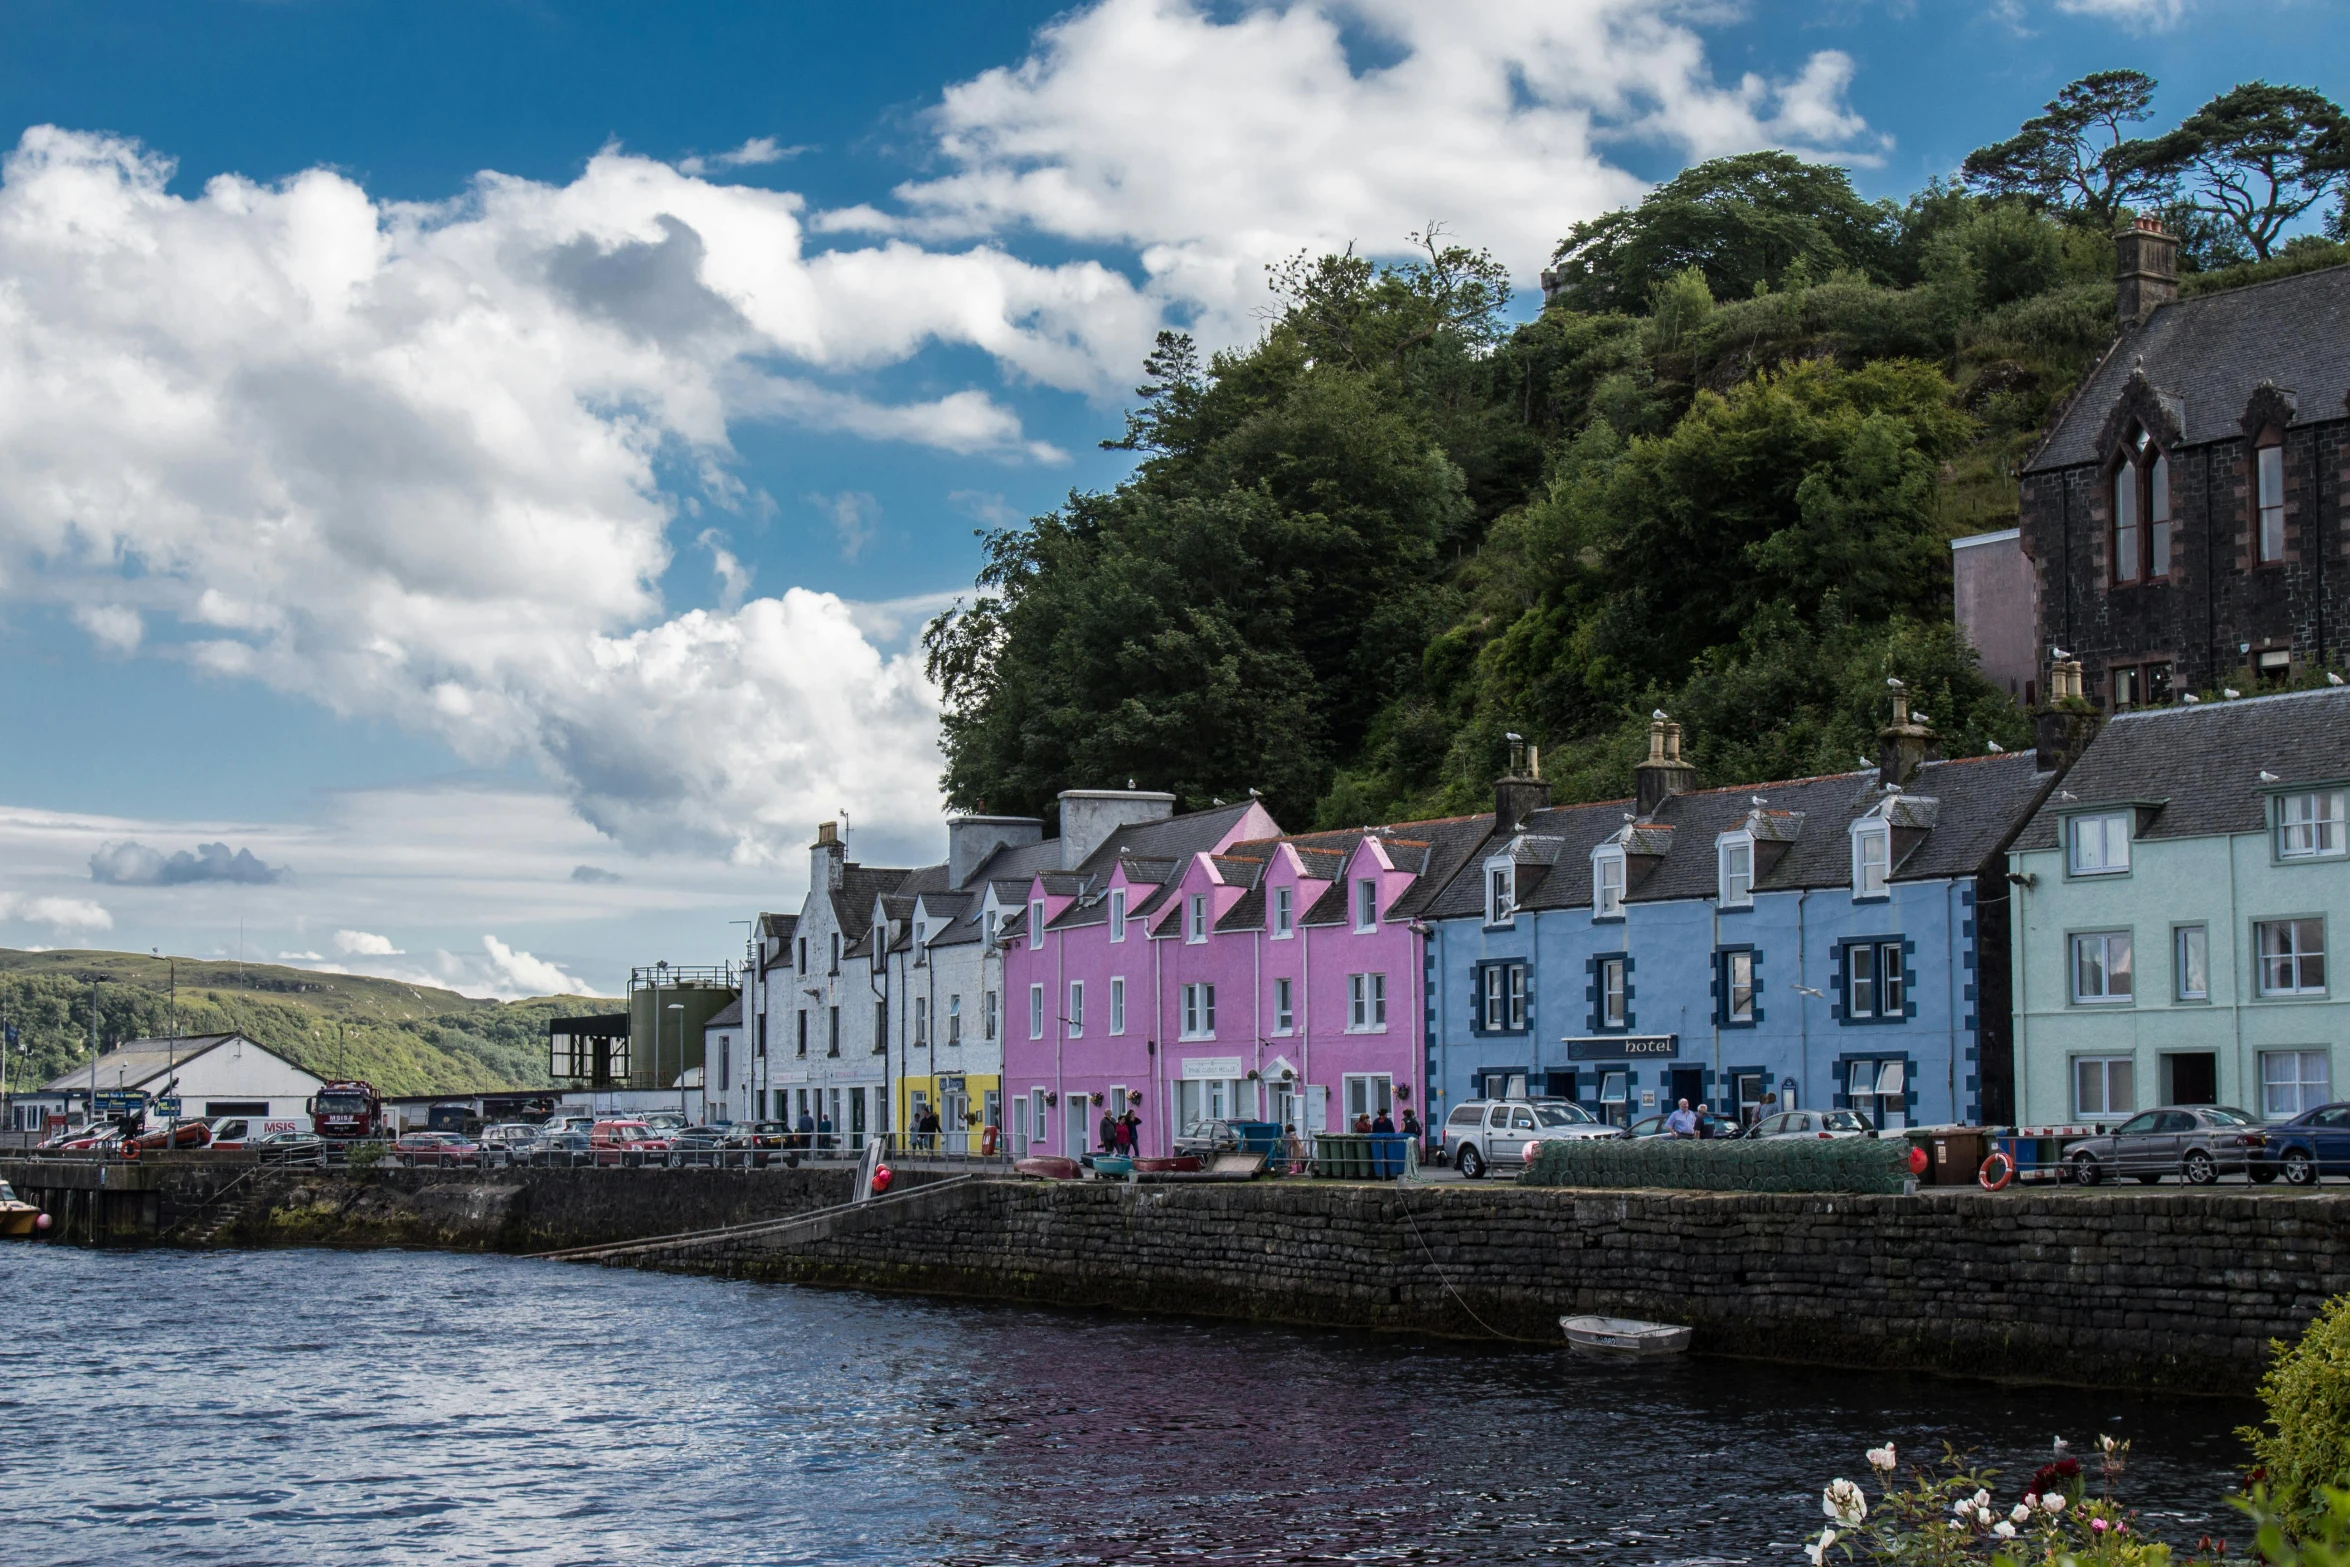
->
[[308, 1081, 387, 1140]]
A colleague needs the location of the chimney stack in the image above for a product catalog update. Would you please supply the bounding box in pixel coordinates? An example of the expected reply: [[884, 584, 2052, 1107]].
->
[[2115, 217, 2179, 326], [1877, 689, 1943, 788], [1493, 740, 1550, 837], [2034, 658, 2100, 771], [1634, 718, 1697, 816], [812, 819, 846, 893]]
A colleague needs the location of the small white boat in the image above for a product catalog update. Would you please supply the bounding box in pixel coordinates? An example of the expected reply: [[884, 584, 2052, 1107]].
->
[[1559, 1315, 1693, 1356]]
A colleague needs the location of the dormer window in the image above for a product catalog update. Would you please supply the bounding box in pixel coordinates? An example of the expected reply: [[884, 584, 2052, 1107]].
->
[[1592, 846, 1626, 920], [1718, 836, 1753, 909], [2278, 791, 2347, 860], [1109, 888, 1127, 942], [1187, 893, 1208, 943], [1028, 900, 1044, 948], [1354, 879, 1378, 932], [1852, 822, 1890, 899], [1273, 886, 1294, 938], [1485, 860, 1514, 926], [2109, 429, 2172, 586], [2068, 812, 2131, 876], [2257, 436, 2286, 564]]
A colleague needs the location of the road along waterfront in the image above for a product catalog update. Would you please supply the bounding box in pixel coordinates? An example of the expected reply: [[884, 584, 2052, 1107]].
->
[[0, 1245, 2254, 1567]]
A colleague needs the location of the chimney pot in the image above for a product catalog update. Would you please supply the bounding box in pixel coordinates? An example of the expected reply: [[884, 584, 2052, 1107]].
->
[[2115, 219, 2179, 326], [1635, 721, 1697, 815]]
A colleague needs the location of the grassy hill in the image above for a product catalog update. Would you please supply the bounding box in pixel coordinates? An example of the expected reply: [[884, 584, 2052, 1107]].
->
[[0, 948, 609, 1096]]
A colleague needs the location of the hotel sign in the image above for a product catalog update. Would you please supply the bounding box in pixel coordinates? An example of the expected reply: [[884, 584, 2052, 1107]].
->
[[1563, 1034, 1680, 1061]]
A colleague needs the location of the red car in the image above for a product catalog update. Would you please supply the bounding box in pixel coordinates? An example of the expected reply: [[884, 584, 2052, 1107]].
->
[[392, 1131, 481, 1168], [124, 1121, 212, 1152], [589, 1120, 670, 1168]]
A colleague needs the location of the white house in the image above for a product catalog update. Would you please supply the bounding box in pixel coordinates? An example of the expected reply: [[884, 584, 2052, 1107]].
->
[[36, 1033, 324, 1133]]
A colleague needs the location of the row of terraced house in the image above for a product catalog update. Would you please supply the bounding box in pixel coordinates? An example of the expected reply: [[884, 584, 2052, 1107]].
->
[[687, 235, 2349, 1151]]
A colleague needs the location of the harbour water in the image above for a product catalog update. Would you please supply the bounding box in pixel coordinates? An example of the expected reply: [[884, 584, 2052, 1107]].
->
[[1, 1247, 2254, 1566]]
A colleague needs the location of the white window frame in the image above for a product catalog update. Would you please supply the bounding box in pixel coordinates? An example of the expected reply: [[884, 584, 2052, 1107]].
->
[[2256, 918, 2328, 997], [983, 989, 998, 1043], [2068, 812, 2131, 877], [1719, 835, 1754, 908], [1851, 823, 1890, 899], [2257, 440, 2286, 564], [1722, 948, 1756, 1024], [1592, 847, 1626, 919], [1354, 878, 1378, 932], [2071, 930, 2134, 1005], [2263, 1050, 2332, 1120], [2174, 925, 2208, 1003], [1486, 859, 1514, 926], [948, 994, 963, 1045], [2073, 1054, 2136, 1120], [1347, 972, 1387, 1032], [1273, 976, 1294, 1034], [1181, 981, 1217, 1039], [2278, 792, 2348, 861], [1187, 893, 1208, 944], [915, 996, 930, 1046], [1067, 980, 1085, 1036], [1600, 1070, 1628, 1107], [1273, 886, 1294, 938], [1028, 900, 1045, 947], [1110, 887, 1128, 942], [1597, 956, 1627, 1029], [1109, 976, 1126, 1035], [1028, 984, 1045, 1040]]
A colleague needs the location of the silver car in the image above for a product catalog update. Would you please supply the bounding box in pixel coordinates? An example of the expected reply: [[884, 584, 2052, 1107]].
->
[[1443, 1098, 1618, 1179], [476, 1123, 540, 1167], [1749, 1109, 1876, 1141], [2062, 1105, 2266, 1186]]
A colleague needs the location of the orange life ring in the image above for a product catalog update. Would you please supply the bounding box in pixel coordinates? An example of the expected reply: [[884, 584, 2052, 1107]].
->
[[1978, 1150, 2016, 1191], [119, 1139, 140, 1161], [980, 1125, 999, 1156]]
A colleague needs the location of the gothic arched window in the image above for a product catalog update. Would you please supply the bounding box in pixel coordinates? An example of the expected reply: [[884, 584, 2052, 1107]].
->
[[2109, 427, 2171, 586]]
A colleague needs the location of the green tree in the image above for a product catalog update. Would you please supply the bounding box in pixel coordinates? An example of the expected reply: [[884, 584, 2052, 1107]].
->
[[2135, 83, 2350, 260], [1545, 152, 1899, 315], [1962, 70, 2167, 226]]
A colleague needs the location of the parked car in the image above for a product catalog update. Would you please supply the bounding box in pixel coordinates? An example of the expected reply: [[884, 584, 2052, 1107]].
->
[[590, 1120, 671, 1168], [475, 1124, 539, 1168], [1623, 1109, 1755, 1140], [1746, 1109, 1875, 1141], [2250, 1103, 2350, 1186], [665, 1127, 729, 1168], [123, 1120, 212, 1152], [640, 1111, 687, 1134], [2062, 1106, 2266, 1186], [55, 1125, 124, 1152], [529, 1130, 594, 1168], [1171, 1119, 1284, 1161], [251, 1130, 326, 1165], [392, 1131, 481, 1169], [1445, 1098, 1617, 1179], [721, 1121, 790, 1167]]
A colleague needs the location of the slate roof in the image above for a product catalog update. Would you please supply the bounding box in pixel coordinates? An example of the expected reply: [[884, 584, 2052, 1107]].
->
[[964, 836, 1062, 890], [2030, 265, 2350, 471], [1068, 800, 1264, 881], [2014, 685, 2350, 850], [832, 865, 912, 943], [702, 998, 743, 1029], [39, 1033, 299, 1094]]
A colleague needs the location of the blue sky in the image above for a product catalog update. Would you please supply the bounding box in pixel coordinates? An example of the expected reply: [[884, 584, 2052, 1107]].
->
[[0, 0, 2339, 997]]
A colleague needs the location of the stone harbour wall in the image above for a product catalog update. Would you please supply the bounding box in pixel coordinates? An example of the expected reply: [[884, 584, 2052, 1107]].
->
[[679, 1179, 2350, 1394]]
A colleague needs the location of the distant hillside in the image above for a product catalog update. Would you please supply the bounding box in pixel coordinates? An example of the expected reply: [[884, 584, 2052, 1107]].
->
[[0, 949, 612, 1096]]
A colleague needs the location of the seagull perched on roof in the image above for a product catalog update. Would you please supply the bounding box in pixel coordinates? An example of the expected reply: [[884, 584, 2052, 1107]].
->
[[1885, 677, 1905, 690], [2330, 672, 2346, 686], [2181, 692, 2201, 704], [1650, 709, 1668, 721], [1987, 741, 2005, 753], [2259, 770, 2282, 783], [2223, 687, 2242, 700], [1751, 795, 1767, 806], [1211, 797, 1225, 806], [1858, 755, 1875, 769], [2056, 789, 2078, 802], [1912, 711, 1931, 726], [2050, 644, 2072, 660]]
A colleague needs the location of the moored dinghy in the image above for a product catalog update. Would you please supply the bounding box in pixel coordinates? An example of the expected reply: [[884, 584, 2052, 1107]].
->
[[1559, 1315, 1693, 1356]]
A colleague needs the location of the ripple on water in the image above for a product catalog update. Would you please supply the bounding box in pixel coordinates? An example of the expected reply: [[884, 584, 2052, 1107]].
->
[[0, 1246, 2253, 1566]]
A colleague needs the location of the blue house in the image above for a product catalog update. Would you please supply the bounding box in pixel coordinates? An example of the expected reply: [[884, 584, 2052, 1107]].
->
[[1422, 707, 2062, 1132]]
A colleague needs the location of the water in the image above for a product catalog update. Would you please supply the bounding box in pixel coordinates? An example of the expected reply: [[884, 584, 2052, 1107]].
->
[[0, 1247, 2254, 1566]]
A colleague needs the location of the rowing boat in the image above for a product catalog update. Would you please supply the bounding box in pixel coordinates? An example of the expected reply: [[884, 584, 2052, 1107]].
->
[[1558, 1315, 1692, 1356]]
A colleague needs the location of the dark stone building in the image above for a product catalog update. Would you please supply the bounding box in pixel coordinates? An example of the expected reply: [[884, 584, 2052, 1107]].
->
[[2018, 222, 2350, 708]]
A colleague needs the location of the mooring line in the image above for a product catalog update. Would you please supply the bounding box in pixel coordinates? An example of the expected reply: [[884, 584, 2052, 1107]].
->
[[1395, 1185, 1509, 1339]]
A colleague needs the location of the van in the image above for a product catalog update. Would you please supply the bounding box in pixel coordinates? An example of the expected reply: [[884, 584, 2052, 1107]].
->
[[589, 1120, 670, 1168], [1442, 1098, 1619, 1179]]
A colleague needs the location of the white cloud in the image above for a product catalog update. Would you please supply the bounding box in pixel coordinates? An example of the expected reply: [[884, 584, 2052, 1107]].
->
[[807, 489, 882, 561], [480, 934, 590, 997], [830, 0, 1884, 341], [0, 893, 114, 933], [0, 127, 1034, 860], [73, 602, 142, 652], [677, 137, 810, 177], [698, 527, 753, 610], [2050, 0, 2186, 27], [334, 928, 403, 956]]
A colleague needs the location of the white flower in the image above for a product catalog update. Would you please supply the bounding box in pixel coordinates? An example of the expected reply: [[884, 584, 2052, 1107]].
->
[[2044, 1494, 2068, 1515], [1823, 1479, 1870, 1525], [1953, 1498, 1976, 1521], [1950, 1521, 1966, 1532], [1866, 1444, 1898, 1473], [2053, 1437, 2070, 1454], [1974, 1489, 1992, 1508], [1994, 1521, 2017, 1540], [2010, 1503, 2032, 1523], [2099, 1434, 2119, 1455], [1806, 1529, 1838, 1565]]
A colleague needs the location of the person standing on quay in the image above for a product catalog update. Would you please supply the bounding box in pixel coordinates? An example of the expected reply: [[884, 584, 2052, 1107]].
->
[[1666, 1099, 1698, 1139], [1098, 1104, 1118, 1154]]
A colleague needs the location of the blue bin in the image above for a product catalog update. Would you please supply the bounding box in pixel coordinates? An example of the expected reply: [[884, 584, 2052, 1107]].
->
[[1367, 1132, 1409, 1178], [1229, 1121, 1285, 1159]]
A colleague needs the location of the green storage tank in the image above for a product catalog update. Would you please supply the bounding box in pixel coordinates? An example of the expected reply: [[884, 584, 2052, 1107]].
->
[[626, 965, 741, 1092]]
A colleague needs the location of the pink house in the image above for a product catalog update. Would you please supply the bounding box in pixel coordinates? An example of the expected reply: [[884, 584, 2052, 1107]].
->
[[1001, 801, 1487, 1159]]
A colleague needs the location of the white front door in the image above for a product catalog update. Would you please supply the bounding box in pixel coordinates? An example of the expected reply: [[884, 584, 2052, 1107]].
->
[[1066, 1096, 1089, 1158]]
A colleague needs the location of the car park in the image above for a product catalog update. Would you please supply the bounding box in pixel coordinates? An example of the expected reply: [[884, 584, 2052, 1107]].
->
[[2251, 1103, 2350, 1186], [664, 1127, 729, 1168], [590, 1120, 671, 1168], [392, 1131, 481, 1169], [529, 1130, 594, 1168], [2063, 1106, 2266, 1186], [1444, 1098, 1617, 1179], [1746, 1110, 1875, 1141], [475, 1124, 539, 1168]]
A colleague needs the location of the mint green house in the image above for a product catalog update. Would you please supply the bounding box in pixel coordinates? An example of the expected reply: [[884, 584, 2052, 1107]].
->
[[2010, 687, 2349, 1127]]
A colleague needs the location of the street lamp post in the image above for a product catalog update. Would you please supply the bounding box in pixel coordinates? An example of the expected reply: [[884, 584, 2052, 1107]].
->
[[666, 1003, 686, 1123]]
